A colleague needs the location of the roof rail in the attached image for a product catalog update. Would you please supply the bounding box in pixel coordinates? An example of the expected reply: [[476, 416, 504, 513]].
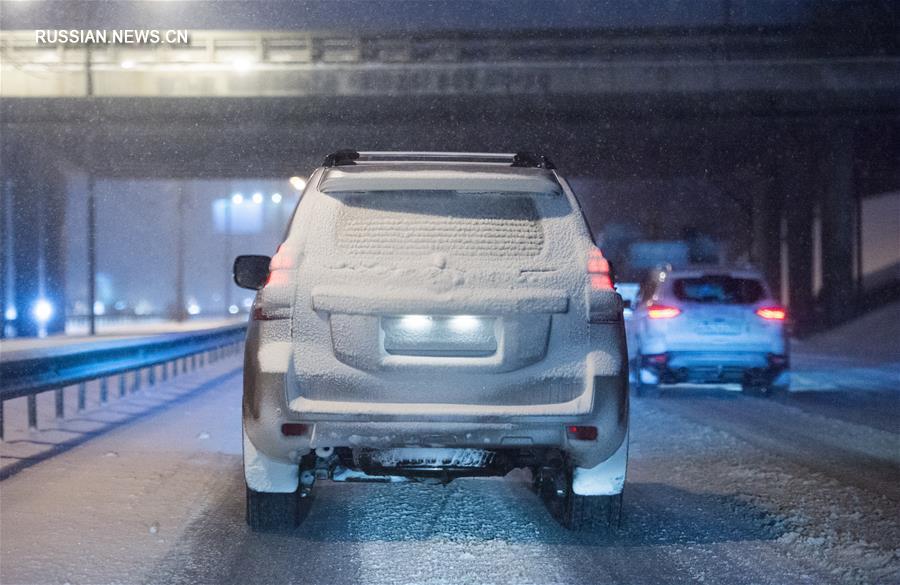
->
[[511, 152, 556, 169], [322, 149, 360, 167], [321, 150, 555, 169]]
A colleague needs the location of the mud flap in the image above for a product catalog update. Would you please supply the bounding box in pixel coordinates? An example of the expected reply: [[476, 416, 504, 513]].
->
[[243, 429, 299, 493], [572, 431, 628, 496], [773, 371, 790, 390]]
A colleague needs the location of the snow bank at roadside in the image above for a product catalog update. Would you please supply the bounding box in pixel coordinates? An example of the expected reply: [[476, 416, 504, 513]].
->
[[796, 301, 900, 362], [633, 400, 900, 585]]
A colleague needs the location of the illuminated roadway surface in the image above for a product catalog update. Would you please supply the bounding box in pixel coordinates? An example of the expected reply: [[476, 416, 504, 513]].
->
[[1, 315, 898, 584]]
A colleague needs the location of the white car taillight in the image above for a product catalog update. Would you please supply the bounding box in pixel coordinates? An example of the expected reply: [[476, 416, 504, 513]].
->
[[756, 307, 786, 321], [647, 305, 682, 319]]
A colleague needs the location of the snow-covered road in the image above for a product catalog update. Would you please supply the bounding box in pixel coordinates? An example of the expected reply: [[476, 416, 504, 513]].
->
[[1, 352, 898, 585]]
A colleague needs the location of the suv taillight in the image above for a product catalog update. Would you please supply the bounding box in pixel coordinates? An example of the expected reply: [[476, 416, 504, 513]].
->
[[587, 246, 613, 290]]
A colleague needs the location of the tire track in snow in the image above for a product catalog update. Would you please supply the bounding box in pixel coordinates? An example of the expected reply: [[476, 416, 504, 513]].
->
[[341, 475, 696, 585]]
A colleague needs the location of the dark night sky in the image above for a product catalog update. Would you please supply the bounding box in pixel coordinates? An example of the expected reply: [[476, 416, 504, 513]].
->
[[1, 0, 815, 33]]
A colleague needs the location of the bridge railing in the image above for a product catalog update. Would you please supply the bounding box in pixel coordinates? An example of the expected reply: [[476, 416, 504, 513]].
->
[[0, 323, 247, 440], [3, 28, 899, 99]]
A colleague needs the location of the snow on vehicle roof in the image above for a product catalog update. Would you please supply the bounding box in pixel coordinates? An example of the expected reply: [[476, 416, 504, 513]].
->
[[318, 166, 562, 194]]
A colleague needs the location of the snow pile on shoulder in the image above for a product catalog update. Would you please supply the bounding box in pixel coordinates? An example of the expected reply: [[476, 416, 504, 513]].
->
[[797, 301, 900, 362]]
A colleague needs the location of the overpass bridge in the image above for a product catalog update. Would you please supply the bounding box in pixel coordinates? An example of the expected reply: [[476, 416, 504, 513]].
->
[[2, 27, 898, 100], [1, 27, 899, 335]]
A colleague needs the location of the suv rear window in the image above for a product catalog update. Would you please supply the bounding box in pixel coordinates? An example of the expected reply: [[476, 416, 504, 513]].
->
[[334, 190, 548, 257], [672, 275, 765, 304]]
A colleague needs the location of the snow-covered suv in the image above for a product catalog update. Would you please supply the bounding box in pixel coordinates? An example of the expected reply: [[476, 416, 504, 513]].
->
[[233, 151, 629, 532]]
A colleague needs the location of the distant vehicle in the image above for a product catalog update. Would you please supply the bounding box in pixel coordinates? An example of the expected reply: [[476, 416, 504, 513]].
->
[[628, 240, 691, 271], [233, 151, 629, 532], [629, 266, 788, 396], [615, 281, 641, 365]]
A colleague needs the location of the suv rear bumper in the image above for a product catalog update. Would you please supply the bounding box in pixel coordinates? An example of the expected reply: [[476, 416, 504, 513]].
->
[[241, 322, 629, 491], [243, 372, 628, 472], [640, 351, 788, 385]]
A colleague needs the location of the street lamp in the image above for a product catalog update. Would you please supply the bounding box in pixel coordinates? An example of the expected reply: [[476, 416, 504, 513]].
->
[[32, 298, 53, 338], [224, 195, 238, 315]]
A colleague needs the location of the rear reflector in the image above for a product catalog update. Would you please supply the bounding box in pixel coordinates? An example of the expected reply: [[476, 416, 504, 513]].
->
[[647, 305, 681, 319], [567, 425, 598, 441], [281, 423, 308, 436], [756, 307, 786, 320]]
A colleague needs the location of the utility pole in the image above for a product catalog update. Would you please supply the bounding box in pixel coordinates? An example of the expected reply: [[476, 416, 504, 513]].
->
[[85, 30, 97, 335], [174, 183, 188, 321], [85, 2, 98, 335], [224, 201, 233, 315], [0, 178, 12, 339], [87, 173, 97, 335]]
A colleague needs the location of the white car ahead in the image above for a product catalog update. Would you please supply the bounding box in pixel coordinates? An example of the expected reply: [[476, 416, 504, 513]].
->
[[630, 266, 788, 396]]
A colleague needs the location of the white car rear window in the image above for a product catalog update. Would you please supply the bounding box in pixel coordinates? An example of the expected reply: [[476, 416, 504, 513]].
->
[[673, 275, 765, 304]]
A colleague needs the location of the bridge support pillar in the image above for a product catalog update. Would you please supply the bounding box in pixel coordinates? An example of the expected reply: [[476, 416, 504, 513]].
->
[[819, 127, 857, 326], [755, 159, 785, 300], [0, 139, 68, 338], [780, 133, 818, 335]]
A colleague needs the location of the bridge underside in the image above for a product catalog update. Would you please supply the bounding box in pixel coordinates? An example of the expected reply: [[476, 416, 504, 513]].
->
[[3, 93, 898, 177]]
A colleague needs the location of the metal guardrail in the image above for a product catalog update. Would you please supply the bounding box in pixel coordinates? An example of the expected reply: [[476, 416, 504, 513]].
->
[[0, 324, 247, 440]]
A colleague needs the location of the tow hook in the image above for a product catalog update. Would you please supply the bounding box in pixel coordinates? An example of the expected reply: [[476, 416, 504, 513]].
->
[[313, 447, 337, 481]]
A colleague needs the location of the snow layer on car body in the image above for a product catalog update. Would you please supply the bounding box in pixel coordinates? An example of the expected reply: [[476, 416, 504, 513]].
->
[[242, 163, 628, 489]]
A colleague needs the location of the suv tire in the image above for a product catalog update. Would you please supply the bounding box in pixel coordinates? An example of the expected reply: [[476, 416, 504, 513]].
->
[[632, 357, 660, 398], [246, 486, 307, 531]]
